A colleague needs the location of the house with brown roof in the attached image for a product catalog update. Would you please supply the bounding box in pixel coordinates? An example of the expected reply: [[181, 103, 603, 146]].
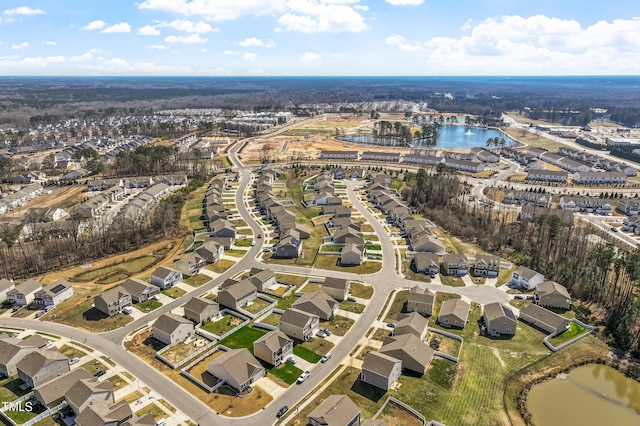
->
[[292, 290, 338, 320], [279, 308, 320, 342], [511, 266, 544, 290], [379, 334, 435, 375], [441, 254, 469, 276], [76, 400, 135, 426], [437, 299, 470, 329], [253, 330, 293, 366], [174, 253, 206, 277], [473, 255, 501, 278], [308, 394, 361, 426], [17, 349, 70, 388], [360, 351, 402, 391], [406, 286, 435, 316], [519, 304, 570, 335], [65, 377, 115, 416], [152, 313, 195, 345], [150, 266, 183, 290], [120, 278, 160, 303], [93, 287, 132, 317], [217, 280, 257, 311], [333, 226, 363, 244], [0, 335, 48, 377], [483, 302, 517, 337], [6, 279, 42, 306], [33, 368, 92, 408], [183, 297, 219, 324], [394, 312, 429, 340], [248, 268, 277, 292], [32, 279, 74, 308], [196, 240, 224, 264], [323, 277, 350, 301], [413, 253, 439, 276], [410, 232, 445, 253], [206, 348, 265, 393], [536, 281, 571, 310]]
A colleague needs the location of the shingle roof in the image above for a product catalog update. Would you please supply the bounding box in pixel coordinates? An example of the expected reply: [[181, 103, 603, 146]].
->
[[280, 308, 318, 328], [183, 296, 218, 315], [292, 290, 338, 318], [538, 281, 571, 299], [520, 304, 569, 331], [34, 368, 92, 406], [153, 313, 193, 335], [308, 395, 361, 426], [361, 351, 401, 377], [207, 348, 264, 387], [438, 299, 470, 324], [152, 265, 179, 280], [16, 349, 68, 377], [254, 330, 292, 353], [483, 302, 516, 322], [514, 265, 541, 281]]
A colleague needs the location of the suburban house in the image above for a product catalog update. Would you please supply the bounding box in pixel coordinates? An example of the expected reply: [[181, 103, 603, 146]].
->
[[483, 302, 517, 337], [93, 287, 132, 317], [320, 150, 359, 161], [196, 240, 224, 264], [120, 278, 160, 303], [292, 290, 338, 320], [210, 218, 236, 239], [0, 335, 48, 377], [174, 253, 207, 277], [511, 266, 545, 290], [441, 254, 469, 276], [437, 299, 470, 329], [308, 394, 361, 426], [617, 199, 640, 216], [0, 279, 15, 303], [394, 312, 429, 340], [410, 232, 445, 253], [519, 304, 570, 335], [65, 377, 115, 416], [413, 253, 440, 276], [473, 255, 501, 278], [279, 308, 320, 341], [333, 227, 363, 244], [6, 279, 43, 306], [323, 277, 350, 301], [32, 279, 75, 308], [502, 190, 552, 207], [525, 170, 569, 183], [151, 313, 195, 345], [379, 334, 435, 375], [341, 243, 364, 265], [17, 349, 70, 388], [360, 351, 402, 391], [206, 348, 265, 393], [217, 280, 257, 311], [559, 196, 614, 215], [406, 286, 436, 316], [183, 296, 219, 324], [75, 400, 139, 426], [150, 266, 183, 290], [248, 268, 277, 292], [275, 229, 302, 258], [536, 281, 572, 310], [253, 330, 293, 366], [32, 368, 92, 409]]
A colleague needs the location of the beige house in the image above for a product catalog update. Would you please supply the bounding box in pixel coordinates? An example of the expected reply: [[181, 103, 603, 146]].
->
[[536, 281, 571, 310], [152, 313, 194, 345], [248, 268, 277, 292], [519, 304, 570, 335], [406, 286, 435, 316], [308, 394, 361, 426], [413, 253, 439, 275], [292, 290, 338, 320], [17, 349, 70, 388], [183, 297, 219, 324], [437, 299, 470, 329], [33, 368, 92, 408], [253, 330, 293, 366], [6, 279, 42, 306], [206, 348, 265, 393], [120, 278, 160, 303], [323, 277, 350, 301], [441, 254, 469, 276], [0, 335, 48, 377], [65, 377, 114, 416], [195, 240, 225, 264], [473, 255, 500, 278], [174, 253, 206, 277], [511, 266, 544, 290], [217, 280, 257, 310], [279, 308, 320, 341], [93, 287, 132, 317], [33, 279, 75, 308], [75, 400, 136, 426], [483, 302, 517, 336], [360, 351, 402, 391], [394, 312, 429, 340], [341, 243, 364, 265], [379, 334, 434, 375]]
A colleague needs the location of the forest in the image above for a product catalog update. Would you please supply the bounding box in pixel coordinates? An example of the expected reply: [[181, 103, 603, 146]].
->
[[403, 168, 640, 355]]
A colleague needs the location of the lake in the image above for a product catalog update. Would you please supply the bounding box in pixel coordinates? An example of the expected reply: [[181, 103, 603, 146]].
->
[[336, 125, 517, 149], [527, 364, 640, 426]]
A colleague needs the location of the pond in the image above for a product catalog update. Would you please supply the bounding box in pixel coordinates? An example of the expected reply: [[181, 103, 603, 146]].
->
[[336, 125, 517, 149], [527, 364, 640, 426]]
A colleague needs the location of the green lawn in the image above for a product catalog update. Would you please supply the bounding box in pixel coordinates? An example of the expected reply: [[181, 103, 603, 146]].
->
[[383, 290, 408, 323], [269, 363, 303, 385], [339, 300, 365, 314], [293, 345, 322, 363], [135, 403, 166, 421], [496, 266, 515, 287], [243, 298, 273, 314], [199, 314, 244, 337], [365, 244, 382, 251], [134, 299, 162, 312], [320, 245, 343, 252], [313, 255, 382, 274], [0, 376, 29, 402], [259, 313, 281, 327], [440, 275, 466, 287], [325, 315, 354, 336], [217, 327, 267, 353], [350, 282, 373, 299], [548, 322, 590, 347], [300, 282, 323, 293], [234, 239, 254, 247], [161, 287, 186, 299], [183, 274, 210, 287]]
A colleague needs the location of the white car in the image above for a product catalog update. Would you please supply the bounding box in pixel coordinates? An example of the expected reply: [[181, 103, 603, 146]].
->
[[297, 371, 310, 384], [70, 357, 80, 365], [321, 352, 332, 363]]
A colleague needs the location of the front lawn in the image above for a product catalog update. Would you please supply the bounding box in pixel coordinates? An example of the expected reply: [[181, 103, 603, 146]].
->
[[320, 245, 343, 252], [440, 275, 466, 287], [59, 344, 87, 359], [269, 363, 303, 385], [383, 290, 408, 323], [134, 299, 162, 313], [339, 300, 365, 314], [365, 244, 382, 251], [325, 315, 354, 336], [350, 282, 373, 299], [235, 239, 254, 247], [161, 287, 186, 299], [293, 345, 322, 363], [206, 259, 236, 274], [217, 326, 266, 352], [183, 274, 210, 287]]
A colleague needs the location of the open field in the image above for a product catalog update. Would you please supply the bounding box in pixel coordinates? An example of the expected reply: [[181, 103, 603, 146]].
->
[[0, 185, 87, 221]]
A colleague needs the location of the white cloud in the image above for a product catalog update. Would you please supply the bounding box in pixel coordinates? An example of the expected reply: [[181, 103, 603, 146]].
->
[[224, 50, 257, 61], [387, 15, 640, 75], [164, 34, 208, 44], [246, 68, 267, 75], [200, 48, 207, 53], [138, 25, 160, 36], [149, 44, 169, 50], [138, 0, 285, 22], [460, 19, 473, 31], [11, 42, 28, 49], [4, 6, 45, 15], [101, 22, 131, 33], [78, 57, 193, 75], [43, 40, 56, 46], [278, 0, 368, 33], [162, 19, 217, 33], [69, 49, 102, 62], [299, 51, 320, 63], [236, 37, 276, 48], [83, 20, 106, 30], [353, 5, 369, 11], [0, 55, 64, 68], [385, 0, 423, 5]]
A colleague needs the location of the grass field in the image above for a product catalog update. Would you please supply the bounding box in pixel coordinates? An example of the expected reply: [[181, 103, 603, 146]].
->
[[134, 299, 162, 312], [206, 259, 236, 274], [71, 255, 161, 282], [548, 322, 590, 347], [161, 287, 186, 299], [325, 315, 354, 336], [200, 314, 244, 337], [350, 282, 373, 299], [293, 345, 322, 363], [269, 363, 303, 385], [0, 376, 29, 402], [217, 327, 266, 352], [259, 312, 281, 327]]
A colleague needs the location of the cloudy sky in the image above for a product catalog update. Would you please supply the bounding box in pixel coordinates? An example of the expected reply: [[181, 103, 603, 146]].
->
[[1, 0, 639, 76]]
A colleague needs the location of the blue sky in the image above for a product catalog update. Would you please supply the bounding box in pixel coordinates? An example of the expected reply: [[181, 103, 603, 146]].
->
[[1, 0, 639, 76]]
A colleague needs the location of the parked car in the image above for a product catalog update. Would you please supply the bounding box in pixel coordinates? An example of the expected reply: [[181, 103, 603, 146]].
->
[[387, 323, 396, 329], [69, 357, 80, 365], [94, 370, 107, 377], [11, 305, 21, 313], [297, 371, 310, 384], [276, 406, 289, 418], [321, 352, 332, 363], [251, 240, 256, 246], [321, 328, 332, 336], [316, 330, 327, 338], [347, 296, 356, 302], [35, 311, 46, 318], [257, 234, 262, 239], [286, 357, 297, 365]]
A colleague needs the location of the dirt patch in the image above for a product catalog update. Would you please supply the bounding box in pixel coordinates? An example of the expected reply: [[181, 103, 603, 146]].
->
[[0, 185, 87, 221]]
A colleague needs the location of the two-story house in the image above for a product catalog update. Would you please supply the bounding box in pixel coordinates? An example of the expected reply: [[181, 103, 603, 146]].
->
[[93, 287, 132, 317], [253, 330, 293, 366], [279, 308, 319, 342]]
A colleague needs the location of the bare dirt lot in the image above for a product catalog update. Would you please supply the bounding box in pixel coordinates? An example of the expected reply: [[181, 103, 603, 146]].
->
[[0, 185, 86, 221]]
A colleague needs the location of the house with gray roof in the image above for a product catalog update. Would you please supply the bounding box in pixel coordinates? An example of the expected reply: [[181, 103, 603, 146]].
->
[[379, 334, 435, 375], [183, 297, 219, 324], [93, 287, 132, 317], [292, 290, 338, 320], [441, 254, 469, 276], [248, 268, 277, 292], [0, 335, 48, 377], [17, 349, 70, 388], [413, 253, 439, 276], [174, 253, 206, 277], [511, 266, 544, 290], [65, 377, 114, 416], [150, 265, 182, 289], [410, 232, 445, 253], [217, 280, 257, 311], [519, 304, 570, 335], [360, 351, 402, 391], [406, 286, 435, 316], [33, 279, 74, 308], [6, 279, 42, 306], [473, 255, 501, 278], [152, 313, 194, 345], [253, 330, 293, 366], [120, 278, 160, 303], [76, 400, 135, 426], [308, 394, 361, 426], [275, 229, 302, 258], [0, 278, 15, 303], [536, 281, 571, 310], [33, 368, 92, 408], [438, 299, 470, 329], [206, 348, 265, 393], [323, 277, 350, 301], [483, 302, 517, 337], [341, 243, 364, 265], [196, 240, 224, 264], [394, 312, 429, 340], [279, 308, 319, 341]]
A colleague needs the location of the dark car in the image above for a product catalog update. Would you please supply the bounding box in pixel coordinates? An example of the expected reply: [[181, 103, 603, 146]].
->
[[276, 405, 289, 418], [94, 370, 107, 377]]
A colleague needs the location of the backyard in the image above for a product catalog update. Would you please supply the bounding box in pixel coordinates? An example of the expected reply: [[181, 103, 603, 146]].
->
[[200, 313, 245, 337], [217, 327, 267, 352]]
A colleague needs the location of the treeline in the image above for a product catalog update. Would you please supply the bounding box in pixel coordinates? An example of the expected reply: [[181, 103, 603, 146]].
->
[[403, 168, 640, 355], [113, 145, 184, 176], [607, 107, 640, 128], [576, 138, 640, 164]]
